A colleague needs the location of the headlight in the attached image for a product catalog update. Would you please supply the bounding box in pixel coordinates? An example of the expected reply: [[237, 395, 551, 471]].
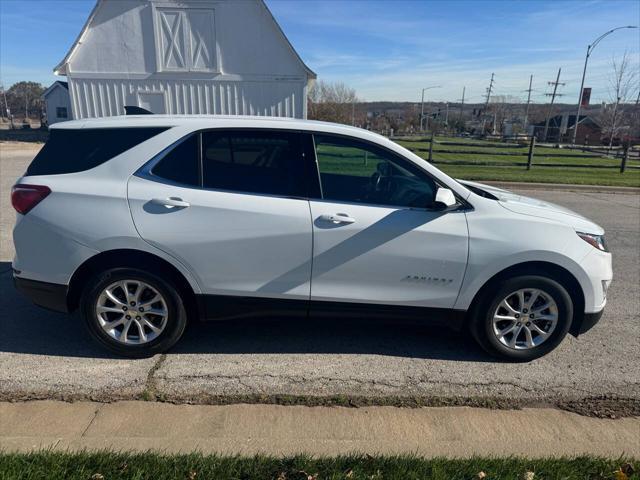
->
[[576, 232, 608, 252]]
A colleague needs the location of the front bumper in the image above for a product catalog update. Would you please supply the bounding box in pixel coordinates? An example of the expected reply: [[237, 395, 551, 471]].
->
[[14, 274, 69, 313]]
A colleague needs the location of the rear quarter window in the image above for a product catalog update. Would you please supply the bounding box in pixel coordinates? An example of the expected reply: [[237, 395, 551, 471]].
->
[[26, 127, 168, 176]]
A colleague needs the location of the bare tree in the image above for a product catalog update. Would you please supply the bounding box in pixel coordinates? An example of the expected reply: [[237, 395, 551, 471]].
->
[[599, 52, 638, 147], [489, 96, 519, 134], [307, 80, 359, 125]]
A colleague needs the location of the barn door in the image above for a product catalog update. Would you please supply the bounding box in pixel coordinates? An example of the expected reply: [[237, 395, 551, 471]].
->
[[138, 92, 166, 114], [157, 9, 187, 71], [186, 10, 216, 71], [155, 8, 216, 72]]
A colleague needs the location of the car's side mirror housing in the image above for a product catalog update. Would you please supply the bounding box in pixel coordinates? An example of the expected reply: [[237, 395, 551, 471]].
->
[[433, 187, 457, 211]]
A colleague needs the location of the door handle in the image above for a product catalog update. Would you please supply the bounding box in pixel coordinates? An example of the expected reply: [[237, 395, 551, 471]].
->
[[319, 213, 356, 224], [151, 197, 190, 208]]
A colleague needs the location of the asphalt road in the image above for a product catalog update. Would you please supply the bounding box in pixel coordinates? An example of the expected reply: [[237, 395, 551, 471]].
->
[[1, 143, 638, 405]]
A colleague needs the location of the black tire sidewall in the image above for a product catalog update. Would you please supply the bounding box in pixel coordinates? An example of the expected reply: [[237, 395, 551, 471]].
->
[[80, 268, 187, 357], [473, 275, 573, 361]]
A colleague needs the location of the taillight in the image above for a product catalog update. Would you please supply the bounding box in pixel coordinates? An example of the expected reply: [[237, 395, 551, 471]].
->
[[11, 184, 51, 214]]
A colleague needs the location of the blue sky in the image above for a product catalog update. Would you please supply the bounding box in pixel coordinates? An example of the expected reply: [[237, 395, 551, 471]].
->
[[1, 0, 638, 104]]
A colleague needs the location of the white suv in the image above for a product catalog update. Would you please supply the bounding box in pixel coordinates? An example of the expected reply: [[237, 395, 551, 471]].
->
[[12, 115, 612, 360]]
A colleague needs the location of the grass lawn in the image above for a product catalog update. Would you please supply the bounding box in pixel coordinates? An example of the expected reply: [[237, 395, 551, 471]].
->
[[391, 138, 640, 187], [0, 452, 637, 480], [438, 164, 640, 187]]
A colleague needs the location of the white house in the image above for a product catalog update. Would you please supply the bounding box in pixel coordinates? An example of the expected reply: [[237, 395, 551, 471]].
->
[[52, 0, 316, 121], [42, 81, 72, 125]]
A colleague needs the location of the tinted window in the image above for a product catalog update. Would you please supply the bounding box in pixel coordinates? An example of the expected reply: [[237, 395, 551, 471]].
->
[[202, 130, 305, 197], [314, 135, 437, 208], [151, 134, 200, 186], [27, 127, 167, 176]]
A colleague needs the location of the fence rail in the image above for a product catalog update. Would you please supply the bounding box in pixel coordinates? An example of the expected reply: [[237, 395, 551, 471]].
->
[[398, 135, 639, 173]]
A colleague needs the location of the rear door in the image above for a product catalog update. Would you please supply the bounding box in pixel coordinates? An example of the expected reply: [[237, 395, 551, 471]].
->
[[308, 133, 469, 310], [127, 129, 313, 318]]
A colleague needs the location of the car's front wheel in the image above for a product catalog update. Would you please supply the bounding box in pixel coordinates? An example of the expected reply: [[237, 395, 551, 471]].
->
[[80, 268, 187, 357], [471, 275, 573, 361]]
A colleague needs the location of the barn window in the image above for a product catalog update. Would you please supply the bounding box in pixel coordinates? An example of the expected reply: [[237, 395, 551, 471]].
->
[[154, 7, 216, 73], [56, 107, 68, 119]]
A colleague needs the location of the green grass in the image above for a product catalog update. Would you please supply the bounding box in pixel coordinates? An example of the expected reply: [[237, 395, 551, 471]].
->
[[390, 138, 640, 187], [0, 452, 637, 480], [438, 164, 640, 187]]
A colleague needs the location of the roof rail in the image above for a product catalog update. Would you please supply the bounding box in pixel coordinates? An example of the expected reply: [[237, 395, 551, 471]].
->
[[124, 106, 153, 115]]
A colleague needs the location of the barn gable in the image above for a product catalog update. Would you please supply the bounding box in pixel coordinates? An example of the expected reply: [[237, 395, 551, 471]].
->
[[54, 0, 315, 80], [53, 0, 315, 120]]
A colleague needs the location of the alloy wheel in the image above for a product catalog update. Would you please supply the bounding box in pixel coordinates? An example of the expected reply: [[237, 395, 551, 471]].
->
[[492, 288, 558, 350], [95, 279, 168, 345]]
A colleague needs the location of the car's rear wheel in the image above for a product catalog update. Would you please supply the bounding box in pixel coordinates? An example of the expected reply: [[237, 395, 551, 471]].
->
[[80, 268, 187, 357], [471, 275, 573, 361]]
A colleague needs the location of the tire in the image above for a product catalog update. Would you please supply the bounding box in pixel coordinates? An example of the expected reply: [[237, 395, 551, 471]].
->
[[80, 267, 187, 358], [470, 275, 573, 361]]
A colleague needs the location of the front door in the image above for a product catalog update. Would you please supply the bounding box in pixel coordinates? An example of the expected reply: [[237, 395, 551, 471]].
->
[[308, 134, 468, 310], [128, 129, 313, 318]]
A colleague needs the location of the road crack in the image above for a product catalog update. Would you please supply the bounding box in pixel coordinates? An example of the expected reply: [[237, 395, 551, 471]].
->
[[141, 353, 167, 401]]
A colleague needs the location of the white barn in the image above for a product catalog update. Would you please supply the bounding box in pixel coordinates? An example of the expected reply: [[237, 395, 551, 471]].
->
[[52, 0, 316, 120]]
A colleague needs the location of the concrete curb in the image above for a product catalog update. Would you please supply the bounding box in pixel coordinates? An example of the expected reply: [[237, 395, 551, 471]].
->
[[1, 401, 638, 457], [483, 181, 640, 194]]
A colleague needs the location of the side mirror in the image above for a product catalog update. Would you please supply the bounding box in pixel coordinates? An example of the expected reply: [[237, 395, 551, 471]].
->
[[433, 187, 457, 210]]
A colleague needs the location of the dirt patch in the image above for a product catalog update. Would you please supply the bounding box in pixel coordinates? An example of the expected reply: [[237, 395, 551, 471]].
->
[[557, 395, 640, 419], [2, 390, 637, 418]]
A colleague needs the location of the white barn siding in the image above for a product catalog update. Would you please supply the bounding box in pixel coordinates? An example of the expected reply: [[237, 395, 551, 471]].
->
[[68, 78, 305, 118]]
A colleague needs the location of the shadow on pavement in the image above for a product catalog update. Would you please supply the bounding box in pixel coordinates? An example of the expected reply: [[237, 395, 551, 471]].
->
[[0, 262, 492, 362]]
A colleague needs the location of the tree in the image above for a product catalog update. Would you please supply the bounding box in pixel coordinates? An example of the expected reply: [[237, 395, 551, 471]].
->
[[307, 80, 359, 125], [598, 52, 638, 146], [6, 81, 46, 121]]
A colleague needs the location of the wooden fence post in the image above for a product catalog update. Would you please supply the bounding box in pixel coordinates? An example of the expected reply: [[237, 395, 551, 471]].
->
[[428, 134, 434, 163], [620, 145, 628, 173], [526, 136, 535, 170]]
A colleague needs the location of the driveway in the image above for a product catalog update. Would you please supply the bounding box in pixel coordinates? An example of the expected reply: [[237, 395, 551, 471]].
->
[[1, 143, 638, 409]]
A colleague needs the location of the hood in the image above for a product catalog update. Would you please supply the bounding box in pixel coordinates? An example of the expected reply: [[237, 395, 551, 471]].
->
[[458, 180, 605, 235]]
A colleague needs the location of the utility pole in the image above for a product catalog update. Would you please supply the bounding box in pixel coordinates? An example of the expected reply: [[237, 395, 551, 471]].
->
[[542, 68, 564, 142], [484, 73, 494, 109], [523, 74, 533, 131], [444, 102, 449, 125], [458, 86, 466, 121], [481, 73, 494, 134], [419, 85, 441, 131]]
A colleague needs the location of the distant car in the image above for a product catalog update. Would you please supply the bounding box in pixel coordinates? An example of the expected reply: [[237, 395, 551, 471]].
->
[[12, 115, 612, 360]]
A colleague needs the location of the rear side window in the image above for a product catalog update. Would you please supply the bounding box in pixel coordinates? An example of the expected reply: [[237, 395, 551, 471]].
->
[[201, 130, 305, 197], [151, 134, 200, 186], [26, 127, 167, 176]]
